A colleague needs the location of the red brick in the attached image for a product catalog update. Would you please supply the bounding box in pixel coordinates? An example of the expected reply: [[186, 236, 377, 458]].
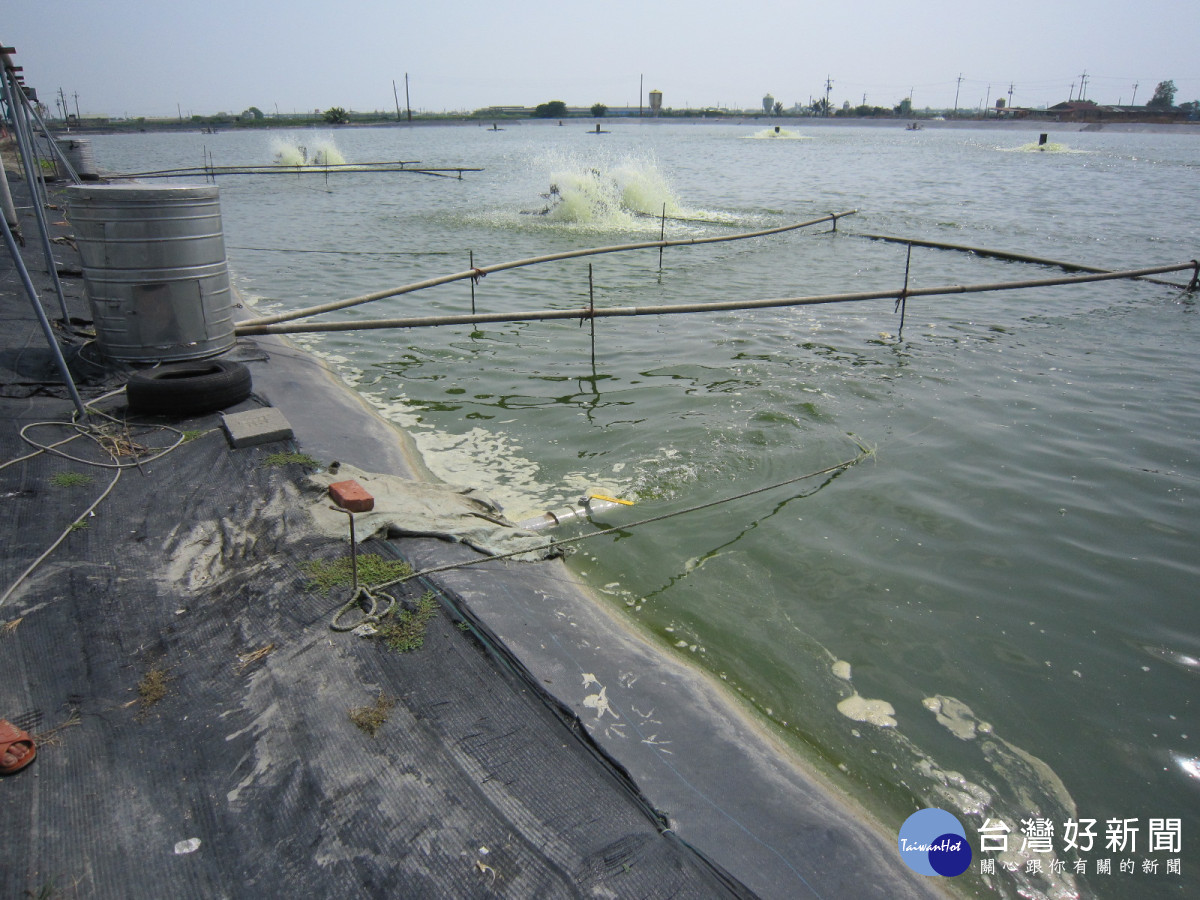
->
[[328, 479, 374, 512]]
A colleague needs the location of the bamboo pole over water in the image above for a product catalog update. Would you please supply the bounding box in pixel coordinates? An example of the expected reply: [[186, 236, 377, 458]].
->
[[237, 211, 858, 329], [114, 161, 425, 177], [234, 261, 1198, 337], [850, 231, 1190, 289], [113, 165, 480, 180]]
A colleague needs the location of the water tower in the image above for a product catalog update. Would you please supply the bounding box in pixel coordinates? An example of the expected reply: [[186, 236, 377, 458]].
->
[[649, 89, 662, 116], [763, 93, 775, 115]]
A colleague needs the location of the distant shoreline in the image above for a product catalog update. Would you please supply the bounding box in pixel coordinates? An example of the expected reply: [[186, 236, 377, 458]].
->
[[51, 116, 1200, 137]]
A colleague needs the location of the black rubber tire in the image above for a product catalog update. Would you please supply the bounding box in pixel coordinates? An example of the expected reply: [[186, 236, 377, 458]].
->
[[125, 360, 253, 416]]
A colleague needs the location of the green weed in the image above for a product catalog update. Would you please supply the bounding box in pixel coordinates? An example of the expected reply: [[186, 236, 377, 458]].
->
[[261, 451, 321, 469], [49, 472, 93, 488], [377, 591, 439, 652], [301, 555, 412, 592]]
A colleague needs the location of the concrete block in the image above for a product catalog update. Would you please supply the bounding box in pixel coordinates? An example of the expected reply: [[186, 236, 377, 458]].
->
[[222, 407, 294, 449]]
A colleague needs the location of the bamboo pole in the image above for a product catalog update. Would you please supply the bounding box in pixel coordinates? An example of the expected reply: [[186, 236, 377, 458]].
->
[[114, 160, 425, 176], [237, 211, 858, 328], [234, 261, 1197, 337], [851, 231, 1190, 289], [113, 166, 480, 179]]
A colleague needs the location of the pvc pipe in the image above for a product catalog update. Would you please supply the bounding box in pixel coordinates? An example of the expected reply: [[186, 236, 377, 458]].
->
[[238, 211, 858, 328], [235, 261, 1198, 337], [518, 496, 622, 532]]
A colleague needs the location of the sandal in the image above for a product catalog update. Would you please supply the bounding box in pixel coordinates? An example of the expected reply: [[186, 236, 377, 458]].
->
[[0, 719, 36, 775]]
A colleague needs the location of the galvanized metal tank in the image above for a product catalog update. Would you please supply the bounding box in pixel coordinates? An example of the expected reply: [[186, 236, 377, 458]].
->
[[56, 138, 99, 180], [66, 183, 235, 362]]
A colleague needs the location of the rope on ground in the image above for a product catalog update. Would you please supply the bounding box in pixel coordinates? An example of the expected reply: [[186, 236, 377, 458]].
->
[[0, 468, 122, 608], [0, 390, 199, 609], [14, 388, 188, 469], [370, 443, 873, 594]]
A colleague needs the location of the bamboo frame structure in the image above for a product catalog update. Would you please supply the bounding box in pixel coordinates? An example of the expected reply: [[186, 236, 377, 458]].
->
[[237, 211, 859, 329], [234, 261, 1199, 337]]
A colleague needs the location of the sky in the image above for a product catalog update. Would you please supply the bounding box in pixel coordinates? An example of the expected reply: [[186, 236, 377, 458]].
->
[[5, 0, 1199, 118]]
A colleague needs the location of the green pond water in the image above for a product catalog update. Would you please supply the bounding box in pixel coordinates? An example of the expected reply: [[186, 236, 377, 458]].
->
[[88, 121, 1200, 898]]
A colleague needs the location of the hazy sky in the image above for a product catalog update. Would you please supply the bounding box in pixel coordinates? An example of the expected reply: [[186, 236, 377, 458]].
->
[[6, 1, 1198, 117]]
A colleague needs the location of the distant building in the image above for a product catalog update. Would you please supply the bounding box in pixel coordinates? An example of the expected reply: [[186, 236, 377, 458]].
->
[[1040, 101, 1184, 123], [762, 93, 774, 115], [649, 90, 662, 116]]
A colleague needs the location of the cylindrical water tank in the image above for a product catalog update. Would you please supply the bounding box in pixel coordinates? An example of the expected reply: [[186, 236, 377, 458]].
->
[[56, 138, 99, 180], [66, 183, 235, 362]]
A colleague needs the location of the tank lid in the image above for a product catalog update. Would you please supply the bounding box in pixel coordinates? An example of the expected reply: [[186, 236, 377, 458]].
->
[[66, 183, 219, 201]]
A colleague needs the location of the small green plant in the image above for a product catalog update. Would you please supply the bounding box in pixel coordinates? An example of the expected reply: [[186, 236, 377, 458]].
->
[[349, 692, 395, 736], [377, 591, 439, 652], [181, 429, 205, 443], [68, 520, 89, 532], [50, 472, 93, 488], [301, 555, 412, 592], [262, 451, 321, 469]]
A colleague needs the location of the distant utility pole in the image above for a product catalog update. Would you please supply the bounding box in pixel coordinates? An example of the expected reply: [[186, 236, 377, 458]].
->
[[824, 75, 833, 116], [73, 92, 80, 120], [984, 84, 991, 114], [1007, 82, 1014, 109], [404, 73, 412, 122], [953, 73, 963, 113], [1131, 82, 1139, 105], [639, 73, 644, 117], [392, 79, 402, 121], [1079, 70, 1089, 101]]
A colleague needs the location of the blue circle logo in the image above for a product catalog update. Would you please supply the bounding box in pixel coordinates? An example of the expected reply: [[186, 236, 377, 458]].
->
[[898, 808, 972, 877]]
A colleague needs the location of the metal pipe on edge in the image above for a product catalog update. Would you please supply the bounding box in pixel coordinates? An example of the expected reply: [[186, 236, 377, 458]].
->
[[1, 64, 71, 323], [238, 211, 858, 329], [0, 199, 87, 419], [0, 145, 20, 234], [21, 93, 81, 184], [235, 261, 1198, 337]]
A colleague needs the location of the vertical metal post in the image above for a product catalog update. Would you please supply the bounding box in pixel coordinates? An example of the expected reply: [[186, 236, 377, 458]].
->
[[588, 263, 596, 369], [895, 243, 912, 341], [469, 250, 475, 314], [658, 203, 666, 270]]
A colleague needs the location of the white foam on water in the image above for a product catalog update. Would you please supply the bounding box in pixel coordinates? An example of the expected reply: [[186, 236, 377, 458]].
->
[[268, 132, 346, 166], [836, 693, 897, 727], [1000, 141, 1085, 154], [742, 127, 812, 140]]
